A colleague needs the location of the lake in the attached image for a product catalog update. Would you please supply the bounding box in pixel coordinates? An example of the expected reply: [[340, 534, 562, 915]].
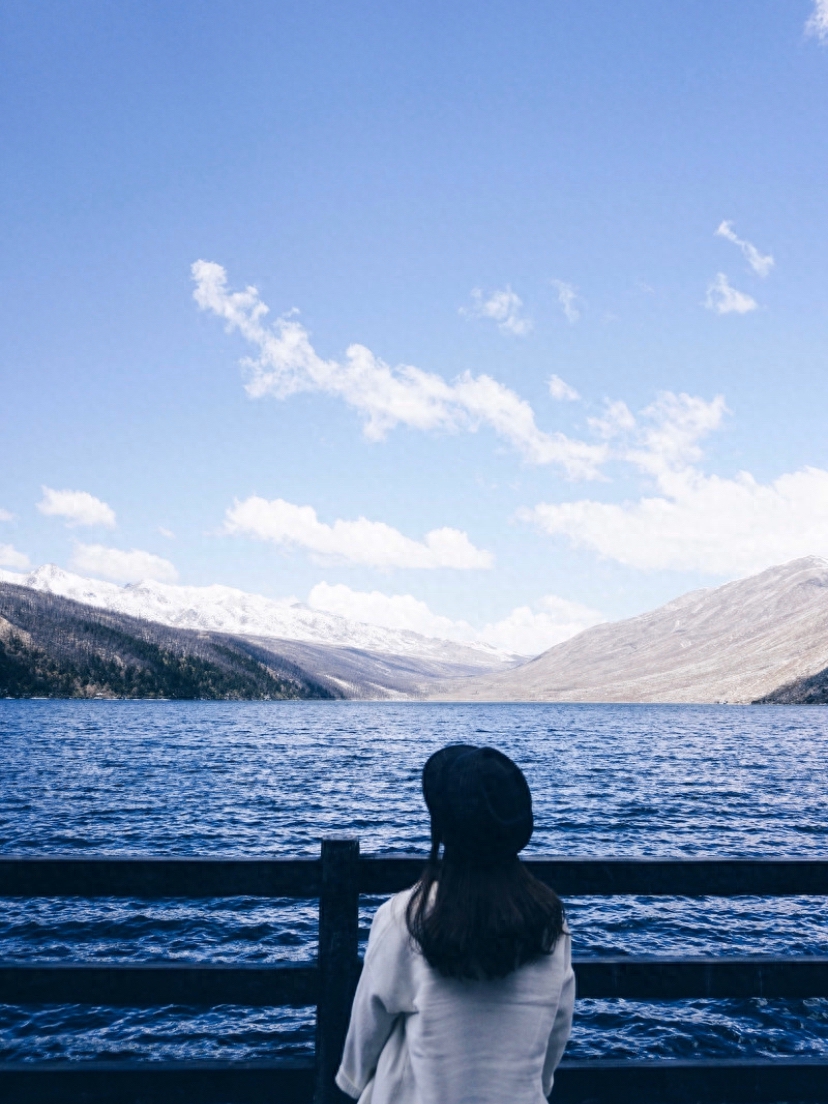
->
[[1, 699, 827, 1063]]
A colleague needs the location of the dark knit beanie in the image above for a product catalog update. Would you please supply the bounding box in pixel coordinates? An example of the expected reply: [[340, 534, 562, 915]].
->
[[422, 745, 533, 865]]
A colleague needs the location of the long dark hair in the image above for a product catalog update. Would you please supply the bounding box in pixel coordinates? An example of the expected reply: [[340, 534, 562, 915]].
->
[[406, 847, 565, 981]]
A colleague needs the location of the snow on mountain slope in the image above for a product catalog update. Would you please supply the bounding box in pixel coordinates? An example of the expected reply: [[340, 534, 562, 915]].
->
[[427, 556, 828, 703], [0, 565, 514, 669]]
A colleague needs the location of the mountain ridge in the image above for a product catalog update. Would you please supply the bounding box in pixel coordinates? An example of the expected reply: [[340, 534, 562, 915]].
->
[[0, 565, 517, 669], [6, 557, 828, 703], [426, 557, 828, 703], [0, 581, 515, 700], [0, 583, 335, 700]]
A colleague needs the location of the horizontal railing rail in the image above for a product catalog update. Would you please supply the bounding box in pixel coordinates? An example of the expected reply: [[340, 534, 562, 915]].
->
[[365, 856, 828, 897], [2, 1057, 828, 1104], [4, 854, 828, 898], [1, 844, 827, 1104], [3, 956, 828, 1005], [0, 856, 322, 898], [0, 962, 321, 1007]]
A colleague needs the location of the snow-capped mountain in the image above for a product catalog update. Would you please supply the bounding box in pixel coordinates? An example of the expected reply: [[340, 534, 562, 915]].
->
[[0, 564, 513, 669]]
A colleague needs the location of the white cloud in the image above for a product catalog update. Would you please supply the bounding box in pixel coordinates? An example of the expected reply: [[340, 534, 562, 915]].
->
[[158, 527, 175, 539], [524, 467, 828, 576], [479, 595, 604, 655], [308, 581, 603, 656], [461, 286, 532, 336], [224, 496, 493, 570], [806, 0, 828, 41], [0, 544, 31, 570], [588, 399, 637, 440], [38, 487, 116, 528], [624, 392, 727, 482], [70, 544, 178, 584], [548, 375, 580, 402], [715, 221, 774, 277], [450, 373, 605, 473], [585, 391, 726, 490], [551, 279, 580, 323], [193, 262, 605, 479], [309, 582, 469, 638], [521, 388, 828, 576], [704, 273, 758, 315], [0, 509, 13, 522]]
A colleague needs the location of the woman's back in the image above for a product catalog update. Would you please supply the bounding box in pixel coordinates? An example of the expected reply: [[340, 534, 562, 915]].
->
[[336, 745, 574, 1104], [337, 889, 574, 1104]]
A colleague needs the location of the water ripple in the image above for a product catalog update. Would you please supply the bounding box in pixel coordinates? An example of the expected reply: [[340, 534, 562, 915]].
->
[[1, 700, 827, 1061]]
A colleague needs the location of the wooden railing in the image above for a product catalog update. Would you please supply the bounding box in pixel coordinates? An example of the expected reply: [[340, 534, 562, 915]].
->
[[1, 842, 827, 1103]]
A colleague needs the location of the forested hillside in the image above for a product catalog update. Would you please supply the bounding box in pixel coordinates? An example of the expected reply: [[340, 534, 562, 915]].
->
[[0, 584, 335, 700], [754, 667, 828, 704]]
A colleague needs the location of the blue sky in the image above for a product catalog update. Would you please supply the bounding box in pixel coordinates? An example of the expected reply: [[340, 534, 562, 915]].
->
[[3, 1, 828, 653]]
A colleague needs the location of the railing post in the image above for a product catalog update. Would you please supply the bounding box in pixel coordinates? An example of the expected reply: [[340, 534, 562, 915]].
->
[[314, 837, 360, 1104]]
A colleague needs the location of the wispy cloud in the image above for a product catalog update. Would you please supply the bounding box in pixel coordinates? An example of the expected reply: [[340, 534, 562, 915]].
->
[[588, 400, 637, 440], [158, 527, 175, 539], [0, 544, 30, 571], [479, 594, 604, 655], [521, 390, 828, 576], [715, 221, 774, 277], [308, 581, 603, 656], [704, 273, 758, 315], [548, 375, 580, 402], [623, 392, 728, 482], [551, 279, 581, 323], [460, 286, 532, 335], [38, 487, 116, 528], [806, 0, 828, 41], [0, 509, 13, 523], [224, 496, 493, 570], [193, 261, 606, 479], [581, 389, 728, 486], [70, 544, 178, 583], [309, 582, 469, 638]]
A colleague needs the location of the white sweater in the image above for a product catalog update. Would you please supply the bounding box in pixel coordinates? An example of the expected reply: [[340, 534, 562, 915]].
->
[[336, 888, 575, 1104]]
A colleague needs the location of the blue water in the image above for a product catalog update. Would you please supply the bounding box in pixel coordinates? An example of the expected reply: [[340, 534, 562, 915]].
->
[[1, 700, 827, 1063]]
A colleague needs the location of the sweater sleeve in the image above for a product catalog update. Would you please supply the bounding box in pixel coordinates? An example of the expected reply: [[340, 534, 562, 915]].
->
[[335, 895, 414, 1099], [334, 975, 398, 1099], [541, 932, 575, 1099]]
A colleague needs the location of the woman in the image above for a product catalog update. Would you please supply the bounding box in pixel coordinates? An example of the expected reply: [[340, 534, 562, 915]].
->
[[336, 744, 574, 1104]]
